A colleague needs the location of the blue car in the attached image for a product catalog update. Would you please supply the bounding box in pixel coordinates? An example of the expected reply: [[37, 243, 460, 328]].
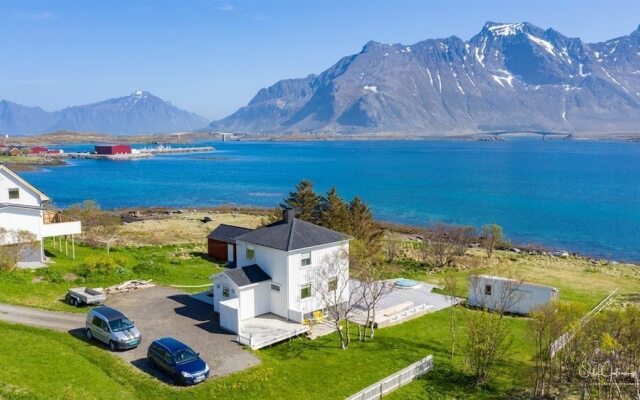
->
[[147, 337, 210, 385]]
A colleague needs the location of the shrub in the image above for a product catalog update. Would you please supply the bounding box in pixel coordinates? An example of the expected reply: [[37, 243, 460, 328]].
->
[[41, 269, 65, 284], [132, 261, 167, 276], [75, 254, 128, 278]]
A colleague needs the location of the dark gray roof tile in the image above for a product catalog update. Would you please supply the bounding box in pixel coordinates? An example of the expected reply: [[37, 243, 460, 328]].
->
[[207, 224, 253, 243], [234, 218, 349, 251], [226, 264, 271, 287]]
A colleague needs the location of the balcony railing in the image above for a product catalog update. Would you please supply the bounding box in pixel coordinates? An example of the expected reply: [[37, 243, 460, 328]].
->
[[43, 211, 77, 224]]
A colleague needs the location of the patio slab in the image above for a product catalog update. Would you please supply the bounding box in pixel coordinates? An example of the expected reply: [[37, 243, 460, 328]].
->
[[238, 313, 309, 349]]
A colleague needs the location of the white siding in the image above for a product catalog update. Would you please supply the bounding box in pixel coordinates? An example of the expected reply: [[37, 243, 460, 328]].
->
[[212, 274, 238, 313], [0, 206, 43, 242], [287, 240, 350, 316], [219, 298, 240, 333], [236, 240, 289, 318], [467, 276, 558, 315], [239, 282, 270, 320], [0, 169, 42, 207]]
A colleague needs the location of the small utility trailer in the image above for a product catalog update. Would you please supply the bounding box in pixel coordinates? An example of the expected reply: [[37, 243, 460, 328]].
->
[[66, 287, 106, 306]]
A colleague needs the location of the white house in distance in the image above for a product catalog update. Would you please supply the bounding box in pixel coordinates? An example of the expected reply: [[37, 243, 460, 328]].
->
[[467, 274, 559, 315], [212, 209, 350, 344], [0, 164, 82, 267]]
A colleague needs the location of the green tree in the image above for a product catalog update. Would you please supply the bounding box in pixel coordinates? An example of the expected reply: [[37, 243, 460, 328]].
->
[[481, 224, 504, 259], [349, 196, 383, 253], [281, 179, 321, 223], [319, 187, 351, 233]]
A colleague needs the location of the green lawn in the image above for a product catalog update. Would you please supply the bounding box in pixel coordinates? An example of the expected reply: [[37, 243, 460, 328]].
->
[[0, 308, 533, 400], [0, 240, 223, 312], [0, 244, 638, 399], [395, 249, 640, 309]]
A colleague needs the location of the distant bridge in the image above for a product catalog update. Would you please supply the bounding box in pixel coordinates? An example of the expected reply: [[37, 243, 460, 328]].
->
[[479, 130, 573, 140]]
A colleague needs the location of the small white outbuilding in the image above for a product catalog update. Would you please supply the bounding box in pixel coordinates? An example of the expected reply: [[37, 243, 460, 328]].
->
[[467, 275, 559, 315]]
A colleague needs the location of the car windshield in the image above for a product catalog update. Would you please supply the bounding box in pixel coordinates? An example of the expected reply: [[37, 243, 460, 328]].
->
[[173, 348, 198, 364], [108, 317, 134, 332]]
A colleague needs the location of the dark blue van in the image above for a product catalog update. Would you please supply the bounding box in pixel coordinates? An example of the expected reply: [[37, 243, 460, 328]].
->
[[147, 337, 210, 385]]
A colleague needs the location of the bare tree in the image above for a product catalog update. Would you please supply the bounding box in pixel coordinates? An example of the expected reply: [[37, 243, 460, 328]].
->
[[352, 251, 393, 340], [464, 269, 524, 386], [529, 302, 583, 399], [421, 224, 460, 269], [442, 270, 460, 357], [383, 231, 403, 262], [314, 248, 362, 349], [481, 224, 504, 259], [451, 226, 476, 256], [0, 228, 37, 271], [66, 200, 120, 252]]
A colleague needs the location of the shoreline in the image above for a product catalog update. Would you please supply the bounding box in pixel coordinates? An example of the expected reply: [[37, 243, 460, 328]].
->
[[106, 205, 639, 266], [6, 130, 640, 146]]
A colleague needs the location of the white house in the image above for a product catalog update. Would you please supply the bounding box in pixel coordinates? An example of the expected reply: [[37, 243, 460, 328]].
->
[[0, 164, 82, 267], [467, 275, 559, 315], [212, 209, 350, 335]]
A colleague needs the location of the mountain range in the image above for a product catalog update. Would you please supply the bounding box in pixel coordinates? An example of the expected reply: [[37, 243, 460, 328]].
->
[[0, 91, 209, 135], [210, 22, 640, 135]]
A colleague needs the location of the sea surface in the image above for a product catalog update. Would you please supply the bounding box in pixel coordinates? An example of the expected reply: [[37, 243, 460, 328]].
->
[[18, 139, 640, 262]]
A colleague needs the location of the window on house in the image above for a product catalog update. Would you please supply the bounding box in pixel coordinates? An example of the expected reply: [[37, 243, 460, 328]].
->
[[301, 252, 311, 267], [300, 284, 311, 300], [246, 246, 255, 261], [8, 188, 19, 200], [271, 283, 280, 292], [484, 284, 492, 296], [222, 286, 230, 299], [328, 278, 338, 292]]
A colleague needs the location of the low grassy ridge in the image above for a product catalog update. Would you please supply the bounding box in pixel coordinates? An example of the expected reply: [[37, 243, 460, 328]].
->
[[0, 240, 223, 312], [0, 240, 638, 399]]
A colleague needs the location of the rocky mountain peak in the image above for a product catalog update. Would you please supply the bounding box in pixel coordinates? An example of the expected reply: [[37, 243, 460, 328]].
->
[[209, 21, 640, 135]]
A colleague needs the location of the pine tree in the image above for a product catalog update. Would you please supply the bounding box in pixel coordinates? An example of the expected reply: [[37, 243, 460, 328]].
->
[[281, 179, 321, 223], [349, 196, 383, 252], [319, 187, 351, 233]]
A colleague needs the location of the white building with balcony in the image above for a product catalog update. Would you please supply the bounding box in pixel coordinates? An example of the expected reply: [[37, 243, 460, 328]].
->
[[211, 209, 350, 349], [0, 164, 82, 267]]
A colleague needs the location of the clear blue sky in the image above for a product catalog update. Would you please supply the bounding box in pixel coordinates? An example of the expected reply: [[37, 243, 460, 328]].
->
[[1, 0, 639, 120]]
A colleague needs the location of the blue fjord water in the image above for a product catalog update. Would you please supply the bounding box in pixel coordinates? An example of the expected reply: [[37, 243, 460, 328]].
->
[[18, 139, 640, 261]]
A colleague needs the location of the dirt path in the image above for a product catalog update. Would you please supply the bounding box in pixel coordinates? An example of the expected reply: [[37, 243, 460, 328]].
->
[[0, 303, 84, 331]]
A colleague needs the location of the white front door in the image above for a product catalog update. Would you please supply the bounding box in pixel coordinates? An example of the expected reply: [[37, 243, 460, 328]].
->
[[269, 283, 286, 318], [227, 244, 234, 262]]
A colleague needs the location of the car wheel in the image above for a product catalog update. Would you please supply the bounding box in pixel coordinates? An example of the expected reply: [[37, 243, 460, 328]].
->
[[148, 357, 156, 369], [85, 329, 93, 341], [109, 341, 116, 352]]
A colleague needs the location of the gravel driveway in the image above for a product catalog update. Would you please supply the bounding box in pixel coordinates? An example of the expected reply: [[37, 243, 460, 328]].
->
[[0, 286, 259, 383], [0, 303, 84, 331], [105, 286, 259, 380]]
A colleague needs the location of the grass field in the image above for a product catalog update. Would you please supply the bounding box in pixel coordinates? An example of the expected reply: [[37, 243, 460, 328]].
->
[[0, 234, 638, 399], [0, 240, 223, 312], [0, 307, 533, 400]]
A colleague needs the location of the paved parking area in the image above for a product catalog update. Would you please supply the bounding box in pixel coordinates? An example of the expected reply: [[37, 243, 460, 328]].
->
[[104, 286, 259, 381]]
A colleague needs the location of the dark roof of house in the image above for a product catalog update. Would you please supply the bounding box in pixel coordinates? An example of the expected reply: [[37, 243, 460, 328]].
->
[[234, 218, 349, 251], [225, 264, 271, 287], [207, 224, 253, 243]]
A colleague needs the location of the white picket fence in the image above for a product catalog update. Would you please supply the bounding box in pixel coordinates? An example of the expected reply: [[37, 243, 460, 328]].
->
[[549, 288, 619, 357], [346, 355, 433, 400]]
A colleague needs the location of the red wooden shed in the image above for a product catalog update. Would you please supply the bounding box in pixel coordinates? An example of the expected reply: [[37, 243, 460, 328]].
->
[[31, 146, 49, 154], [95, 144, 132, 155], [207, 224, 253, 265]]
